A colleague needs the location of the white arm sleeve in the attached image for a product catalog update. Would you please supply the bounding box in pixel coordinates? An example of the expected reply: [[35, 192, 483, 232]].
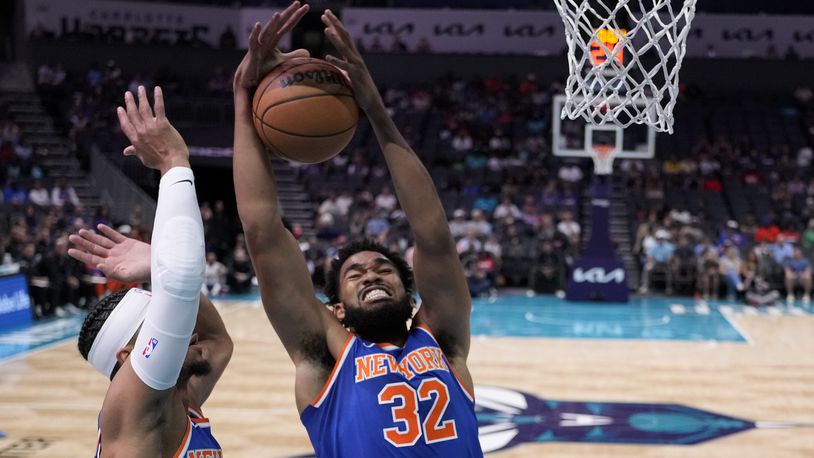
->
[[131, 167, 205, 390]]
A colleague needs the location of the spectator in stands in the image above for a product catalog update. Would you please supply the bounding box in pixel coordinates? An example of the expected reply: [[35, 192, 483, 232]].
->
[[556, 210, 580, 247], [452, 128, 473, 153], [530, 239, 566, 294], [717, 220, 745, 249], [493, 195, 521, 222], [719, 246, 744, 301], [50, 180, 80, 208], [671, 236, 696, 292], [319, 192, 341, 219], [784, 247, 812, 305], [374, 185, 397, 212], [209, 200, 232, 258], [456, 229, 482, 256], [449, 209, 468, 239], [802, 219, 814, 251], [335, 190, 353, 217], [639, 229, 675, 295], [560, 182, 580, 208], [28, 180, 49, 207], [203, 251, 227, 296], [501, 224, 533, 286], [538, 213, 569, 251], [40, 235, 84, 317], [745, 275, 781, 307], [482, 233, 503, 281], [520, 196, 541, 230], [3, 180, 27, 206], [772, 235, 794, 265], [226, 245, 254, 295], [469, 209, 493, 237], [364, 209, 390, 239], [540, 181, 560, 211], [741, 251, 760, 293], [798, 146, 813, 168], [17, 242, 46, 318], [467, 267, 493, 298], [697, 245, 720, 300], [473, 191, 498, 214]]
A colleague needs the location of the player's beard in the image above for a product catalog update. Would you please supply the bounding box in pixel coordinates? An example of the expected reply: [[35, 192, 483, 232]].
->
[[342, 295, 414, 342]]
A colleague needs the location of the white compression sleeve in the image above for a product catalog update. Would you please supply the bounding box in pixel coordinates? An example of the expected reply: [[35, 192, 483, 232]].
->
[[131, 167, 205, 390]]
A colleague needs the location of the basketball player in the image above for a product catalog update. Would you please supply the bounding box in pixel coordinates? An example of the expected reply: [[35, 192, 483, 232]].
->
[[233, 3, 482, 455], [70, 86, 230, 456]]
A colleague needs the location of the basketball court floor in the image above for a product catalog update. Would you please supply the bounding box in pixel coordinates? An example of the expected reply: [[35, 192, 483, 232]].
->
[[1, 293, 812, 457]]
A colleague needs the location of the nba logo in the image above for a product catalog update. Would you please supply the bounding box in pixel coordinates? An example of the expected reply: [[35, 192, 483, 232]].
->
[[142, 337, 158, 359]]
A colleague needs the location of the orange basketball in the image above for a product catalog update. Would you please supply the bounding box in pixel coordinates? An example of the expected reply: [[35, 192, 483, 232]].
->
[[252, 57, 358, 164]]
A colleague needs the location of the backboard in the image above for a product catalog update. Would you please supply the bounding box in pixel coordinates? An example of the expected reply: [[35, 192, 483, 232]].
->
[[552, 94, 655, 159]]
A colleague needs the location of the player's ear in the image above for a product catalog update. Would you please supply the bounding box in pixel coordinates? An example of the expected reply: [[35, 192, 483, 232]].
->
[[116, 346, 133, 365], [333, 302, 346, 322]]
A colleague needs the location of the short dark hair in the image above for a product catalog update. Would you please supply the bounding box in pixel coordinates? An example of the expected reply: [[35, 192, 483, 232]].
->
[[324, 239, 414, 305], [78, 289, 131, 379]]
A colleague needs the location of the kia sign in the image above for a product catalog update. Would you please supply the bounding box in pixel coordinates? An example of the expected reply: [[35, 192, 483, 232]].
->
[[684, 14, 814, 58], [344, 8, 814, 58], [566, 176, 629, 302], [572, 267, 625, 285], [0, 274, 33, 332], [342, 8, 565, 55]]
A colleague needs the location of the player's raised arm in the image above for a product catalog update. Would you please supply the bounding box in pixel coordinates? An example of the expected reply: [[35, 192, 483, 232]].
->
[[232, 2, 347, 383], [69, 224, 233, 408], [322, 10, 472, 364], [94, 85, 205, 453]]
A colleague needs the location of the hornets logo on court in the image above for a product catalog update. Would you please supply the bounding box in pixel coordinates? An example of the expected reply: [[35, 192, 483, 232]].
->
[[475, 386, 811, 453]]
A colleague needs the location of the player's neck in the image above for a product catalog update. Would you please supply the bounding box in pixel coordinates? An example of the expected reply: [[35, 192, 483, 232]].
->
[[358, 327, 408, 347]]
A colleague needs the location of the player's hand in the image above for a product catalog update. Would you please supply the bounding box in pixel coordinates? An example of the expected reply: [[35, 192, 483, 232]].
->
[[116, 85, 189, 175], [321, 9, 382, 113], [234, 1, 310, 90], [68, 224, 151, 284]]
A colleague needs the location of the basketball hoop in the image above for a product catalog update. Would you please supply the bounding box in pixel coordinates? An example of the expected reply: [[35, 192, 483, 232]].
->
[[591, 144, 617, 175], [553, 0, 698, 134]]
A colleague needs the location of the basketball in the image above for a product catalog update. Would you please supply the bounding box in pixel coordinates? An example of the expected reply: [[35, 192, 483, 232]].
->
[[252, 57, 358, 164]]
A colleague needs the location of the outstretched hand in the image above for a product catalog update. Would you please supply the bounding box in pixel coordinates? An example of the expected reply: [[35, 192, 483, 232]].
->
[[68, 224, 151, 284], [321, 9, 382, 113], [117, 85, 189, 175], [234, 1, 311, 90]]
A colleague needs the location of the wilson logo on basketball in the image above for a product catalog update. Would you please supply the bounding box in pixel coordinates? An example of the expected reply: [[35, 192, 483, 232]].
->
[[142, 337, 158, 359], [279, 70, 349, 89]]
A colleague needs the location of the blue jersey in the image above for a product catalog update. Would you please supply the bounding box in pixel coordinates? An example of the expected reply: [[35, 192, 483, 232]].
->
[[301, 324, 483, 457], [95, 405, 222, 458]]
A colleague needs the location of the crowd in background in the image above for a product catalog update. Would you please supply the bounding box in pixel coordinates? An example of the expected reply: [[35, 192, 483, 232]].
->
[[1, 113, 96, 317], [3, 55, 814, 318]]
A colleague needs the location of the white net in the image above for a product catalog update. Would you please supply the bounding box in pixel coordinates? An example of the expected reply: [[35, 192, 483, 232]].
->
[[591, 146, 617, 175], [553, 0, 698, 134]]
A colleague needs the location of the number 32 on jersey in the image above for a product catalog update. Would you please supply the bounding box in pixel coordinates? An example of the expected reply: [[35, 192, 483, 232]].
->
[[377, 377, 458, 447]]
